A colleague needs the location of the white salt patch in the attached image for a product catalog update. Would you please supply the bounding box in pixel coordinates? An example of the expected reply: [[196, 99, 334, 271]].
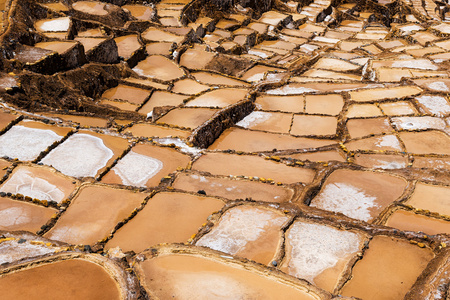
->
[[38, 17, 71, 32], [112, 150, 163, 187], [0, 207, 30, 227], [312, 36, 340, 44], [427, 81, 450, 92], [248, 49, 270, 58], [300, 44, 319, 53], [0, 241, 55, 265], [311, 182, 380, 221], [399, 24, 423, 34], [0, 125, 62, 161], [266, 85, 317, 95], [245, 73, 265, 82], [375, 135, 402, 150], [196, 206, 288, 254], [373, 160, 406, 169], [391, 59, 438, 70], [153, 137, 202, 155], [0, 168, 64, 202], [391, 116, 447, 131], [41, 133, 113, 178], [284, 222, 362, 283], [236, 111, 272, 128]]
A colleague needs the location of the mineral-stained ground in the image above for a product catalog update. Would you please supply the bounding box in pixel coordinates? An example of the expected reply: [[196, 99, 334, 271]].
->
[[0, 0, 449, 298]]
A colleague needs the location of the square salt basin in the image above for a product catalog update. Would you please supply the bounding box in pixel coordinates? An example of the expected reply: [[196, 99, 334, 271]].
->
[[209, 127, 335, 152], [171, 78, 210, 95], [0, 197, 57, 232], [310, 169, 407, 222], [101, 143, 190, 188], [290, 115, 338, 136], [379, 101, 417, 116], [385, 209, 450, 235], [124, 123, 191, 139], [44, 184, 147, 245], [185, 88, 248, 108], [138, 91, 189, 117], [345, 134, 404, 152], [353, 153, 408, 170], [399, 130, 450, 155], [341, 235, 434, 300], [156, 108, 219, 129], [236, 111, 293, 134], [101, 84, 151, 105], [346, 117, 393, 139], [172, 173, 294, 202], [348, 86, 422, 102], [41, 131, 129, 178], [0, 120, 71, 162], [193, 152, 315, 184], [405, 182, 450, 216], [281, 220, 366, 293], [191, 71, 251, 87], [345, 104, 383, 118], [105, 192, 224, 253], [196, 205, 289, 265], [0, 165, 77, 203], [304, 94, 344, 116], [254, 94, 304, 113], [132, 55, 185, 82]]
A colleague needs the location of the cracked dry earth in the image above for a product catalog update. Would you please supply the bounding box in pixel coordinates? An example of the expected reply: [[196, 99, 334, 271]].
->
[[0, 0, 450, 299]]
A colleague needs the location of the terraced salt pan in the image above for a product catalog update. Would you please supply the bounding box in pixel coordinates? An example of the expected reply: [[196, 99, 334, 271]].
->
[[111, 151, 163, 187], [391, 116, 447, 131], [197, 206, 288, 264], [0, 126, 63, 161], [282, 222, 364, 292], [415, 95, 450, 117], [41, 133, 113, 178], [186, 88, 248, 108]]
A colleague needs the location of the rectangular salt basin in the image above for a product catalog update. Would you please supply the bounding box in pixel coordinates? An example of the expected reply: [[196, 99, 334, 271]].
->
[[101, 143, 190, 188], [0, 120, 71, 162], [406, 182, 450, 216], [44, 184, 147, 245], [172, 172, 294, 202], [41, 130, 129, 178], [105, 192, 224, 253], [209, 127, 335, 152], [124, 123, 191, 139], [385, 209, 450, 235], [341, 235, 434, 300], [135, 250, 327, 300], [156, 107, 218, 129], [349, 86, 422, 102], [193, 152, 315, 184], [236, 111, 293, 134], [185, 88, 248, 108]]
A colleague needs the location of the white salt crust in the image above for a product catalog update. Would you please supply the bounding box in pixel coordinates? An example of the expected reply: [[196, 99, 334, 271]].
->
[[391, 116, 447, 131], [112, 150, 163, 187], [416, 95, 450, 116], [0, 240, 56, 264], [41, 133, 114, 178], [375, 135, 402, 150], [236, 111, 273, 128], [311, 182, 380, 222], [196, 206, 288, 255], [38, 17, 71, 32], [284, 222, 362, 283], [0, 168, 64, 202], [0, 125, 63, 161]]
